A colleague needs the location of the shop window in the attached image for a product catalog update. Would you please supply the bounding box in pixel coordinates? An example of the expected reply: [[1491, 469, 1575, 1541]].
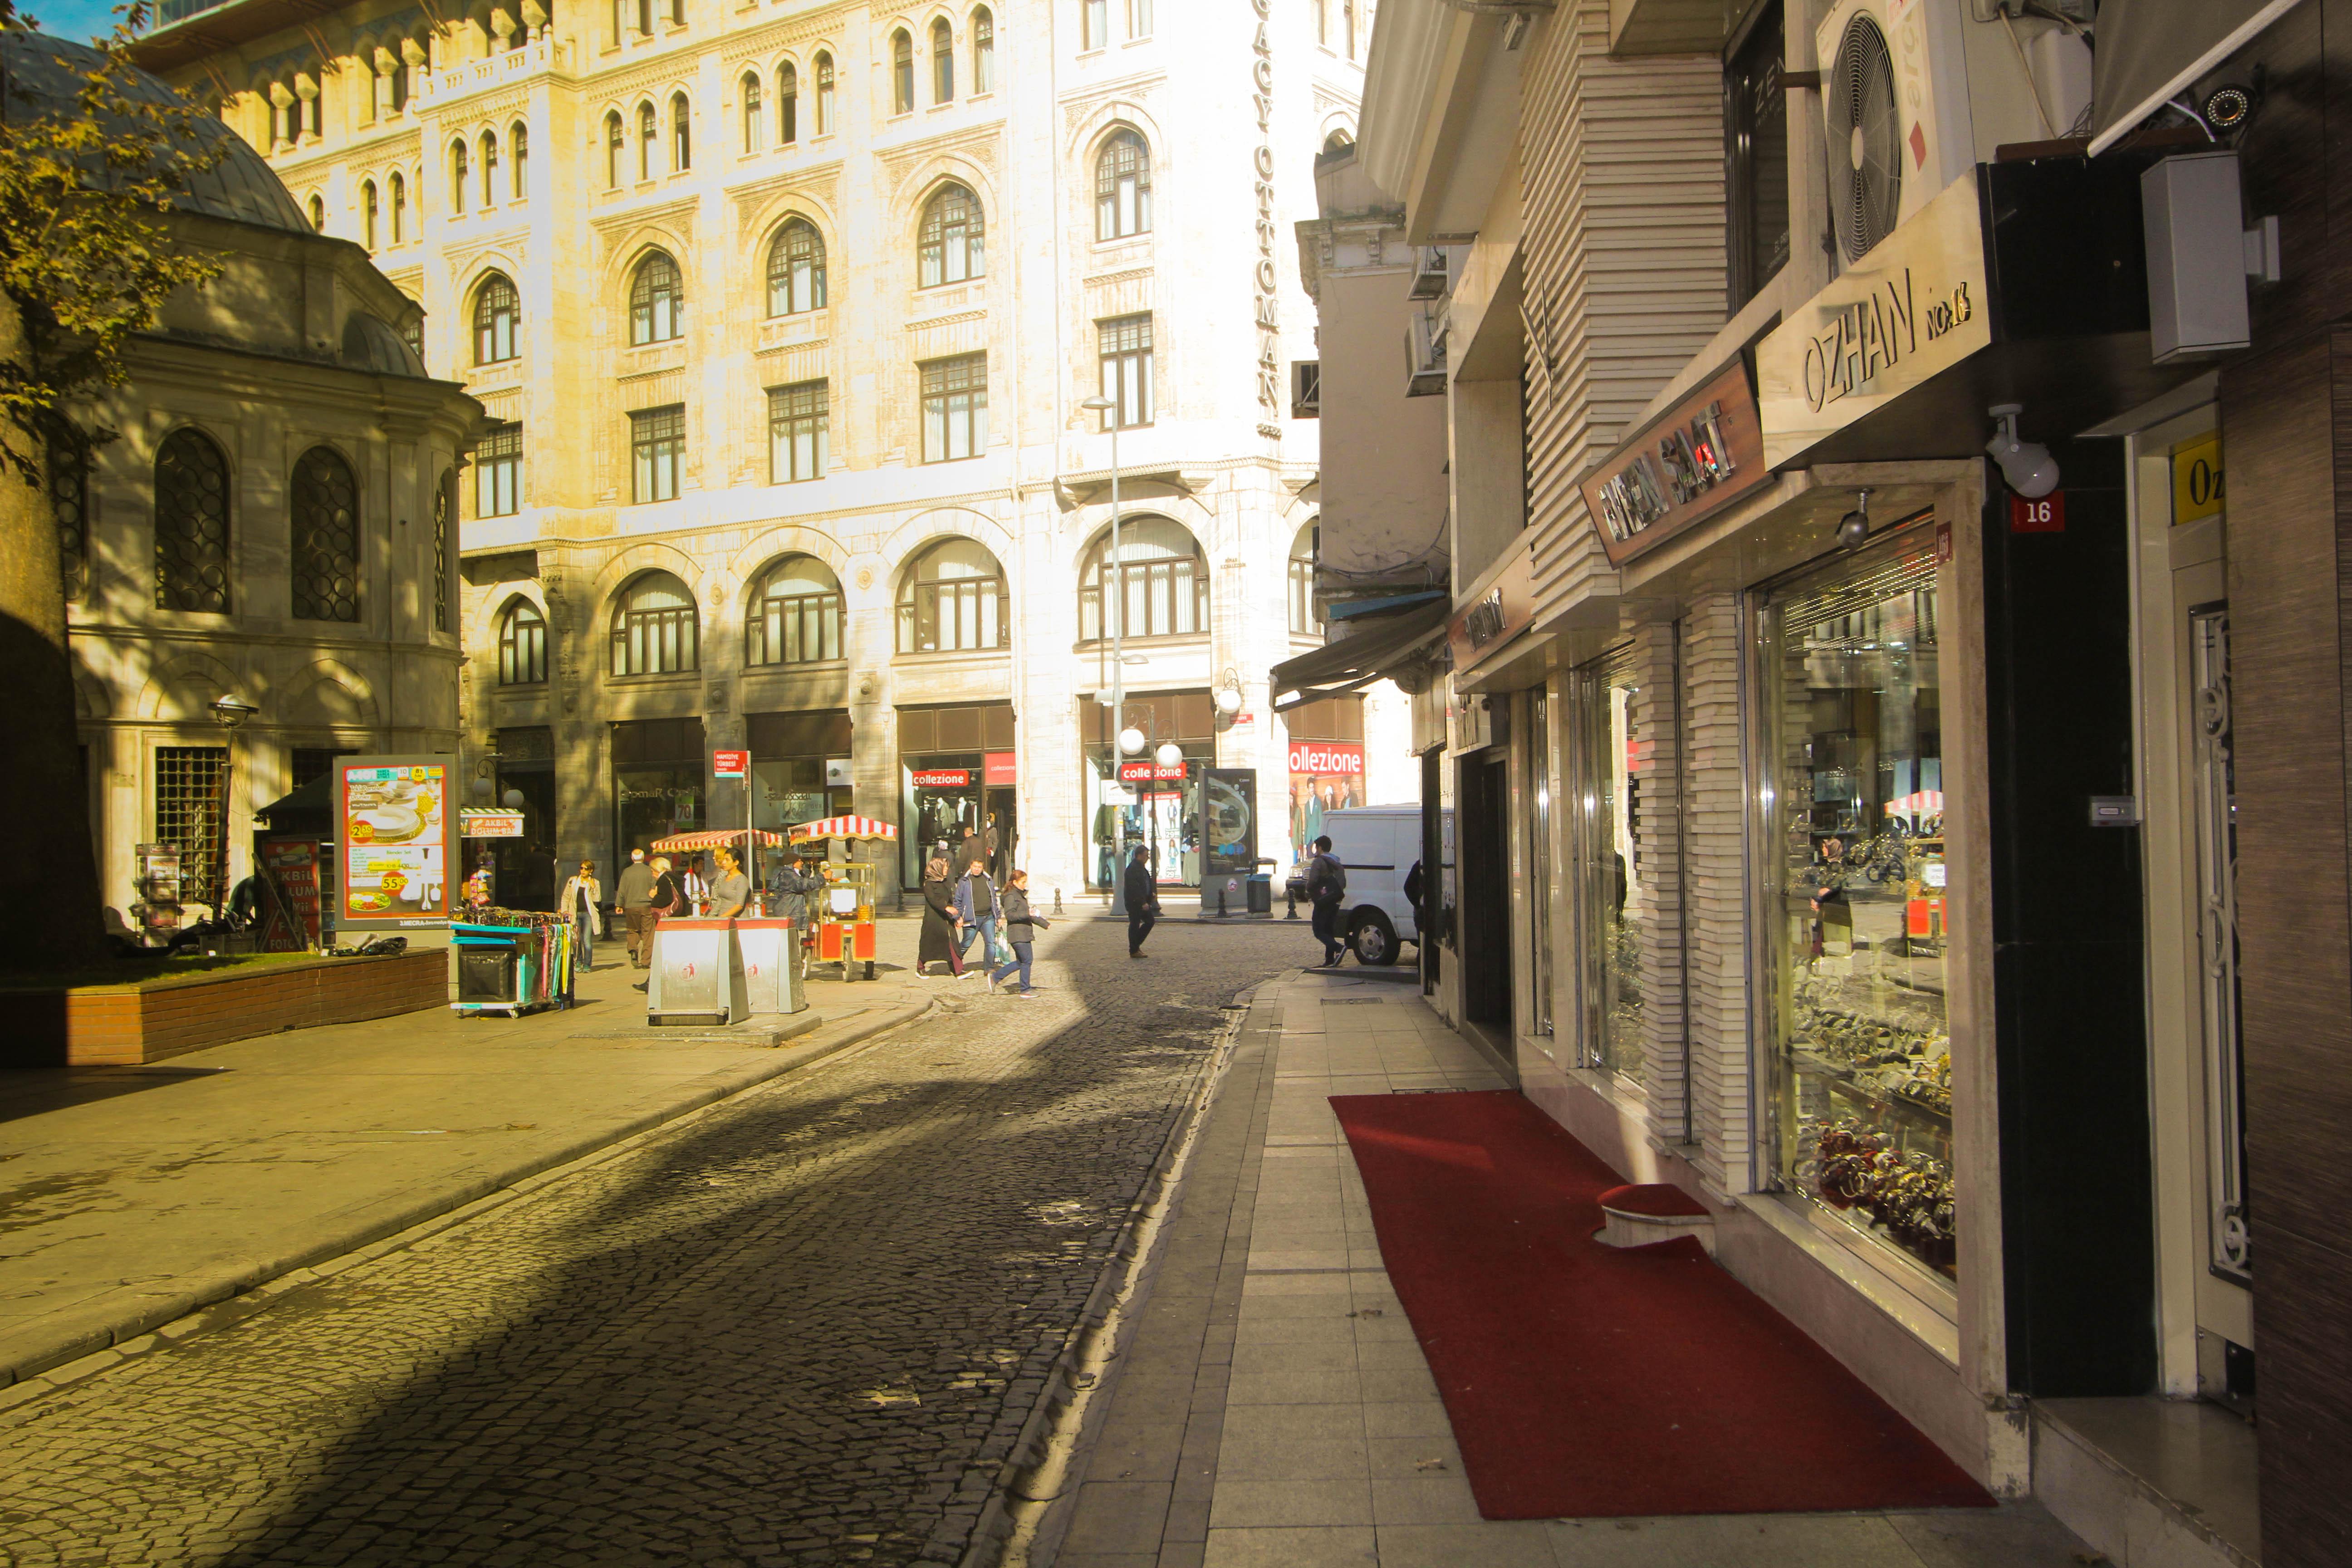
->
[[498, 598, 547, 685], [1095, 312, 1153, 428], [919, 352, 987, 462], [629, 402, 685, 502], [1288, 520, 1319, 634], [897, 535, 1006, 653], [289, 445, 359, 624], [613, 716, 707, 863], [629, 250, 684, 344], [610, 568, 699, 675], [932, 18, 953, 102], [1758, 526, 1951, 1279], [51, 430, 88, 602], [892, 29, 914, 114], [745, 553, 843, 665], [1528, 690, 1554, 1037], [778, 61, 799, 142], [1725, 0, 1789, 312], [1568, 644, 1643, 1076], [972, 8, 994, 93], [1095, 129, 1151, 240], [476, 420, 522, 516], [473, 271, 518, 364], [154, 426, 231, 613], [767, 379, 828, 482], [750, 710, 854, 838], [766, 219, 827, 316], [1078, 515, 1205, 643], [917, 183, 984, 287], [155, 745, 227, 911]]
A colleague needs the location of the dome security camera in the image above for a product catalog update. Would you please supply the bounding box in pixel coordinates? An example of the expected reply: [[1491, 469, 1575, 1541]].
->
[[1986, 404, 2061, 499], [1834, 488, 1872, 550]]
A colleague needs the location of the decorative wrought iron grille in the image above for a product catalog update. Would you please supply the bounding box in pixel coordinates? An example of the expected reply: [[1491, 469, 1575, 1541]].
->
[[154, 427, 230, 612], [290, 445, 360, 622]]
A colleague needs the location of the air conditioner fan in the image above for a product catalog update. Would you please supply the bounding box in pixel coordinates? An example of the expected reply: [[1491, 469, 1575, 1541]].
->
[[1829, 12, 1902, 264]]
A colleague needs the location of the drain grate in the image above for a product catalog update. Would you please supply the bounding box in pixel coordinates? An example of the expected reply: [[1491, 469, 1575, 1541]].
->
[[1320, 997, 1387, 1005]]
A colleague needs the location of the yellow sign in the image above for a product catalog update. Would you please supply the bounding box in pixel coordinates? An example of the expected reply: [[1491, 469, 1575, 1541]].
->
[[2171, 433, 2223, 525]]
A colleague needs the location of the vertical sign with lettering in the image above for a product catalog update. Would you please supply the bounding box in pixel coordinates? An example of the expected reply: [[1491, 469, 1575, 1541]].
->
[[1251, 0, 1279, 416]]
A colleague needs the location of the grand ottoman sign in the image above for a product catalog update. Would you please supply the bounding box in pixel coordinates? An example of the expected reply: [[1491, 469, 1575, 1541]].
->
[[1251, 0, 1279, 419]]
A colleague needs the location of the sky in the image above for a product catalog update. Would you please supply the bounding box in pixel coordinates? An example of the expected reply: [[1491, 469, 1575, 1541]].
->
[[24, 0, 145, 44]]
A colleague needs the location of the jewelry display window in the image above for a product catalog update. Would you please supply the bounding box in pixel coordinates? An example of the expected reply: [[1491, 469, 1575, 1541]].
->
[[1756, 526, 1955, 1278], [1568, 643, 1646, 1082]]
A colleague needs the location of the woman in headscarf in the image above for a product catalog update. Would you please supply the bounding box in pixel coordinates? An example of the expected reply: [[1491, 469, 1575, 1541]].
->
[[917, 854, 965, 978]]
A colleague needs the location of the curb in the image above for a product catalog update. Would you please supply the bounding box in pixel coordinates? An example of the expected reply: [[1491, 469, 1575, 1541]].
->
[[0, 1000, 931, 1398]]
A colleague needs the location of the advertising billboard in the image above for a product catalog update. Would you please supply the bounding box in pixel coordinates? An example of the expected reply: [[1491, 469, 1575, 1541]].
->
[[337, 755, 458, 928], [1288, 740, 1365, 854]]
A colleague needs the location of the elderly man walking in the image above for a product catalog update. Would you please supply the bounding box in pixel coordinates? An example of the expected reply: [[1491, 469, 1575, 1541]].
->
[[615, 848, 656, 969]]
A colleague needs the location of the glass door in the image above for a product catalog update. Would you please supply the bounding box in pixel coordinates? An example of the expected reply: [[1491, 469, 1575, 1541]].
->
[[1568, 646, 1645, 1082]]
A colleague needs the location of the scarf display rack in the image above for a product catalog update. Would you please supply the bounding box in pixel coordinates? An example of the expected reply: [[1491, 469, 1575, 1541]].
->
[[451, 908, 576, 1016]]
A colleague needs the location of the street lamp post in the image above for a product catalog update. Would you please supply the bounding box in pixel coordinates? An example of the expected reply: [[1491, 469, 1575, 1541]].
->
[[209, 694, 259, 926], [1081, 392, 1129, 915]]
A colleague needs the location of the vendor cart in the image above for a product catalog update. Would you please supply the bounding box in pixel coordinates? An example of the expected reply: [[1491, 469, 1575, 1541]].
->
[[451, 908, 576, 1016], [788, 815, 895, 981], [650, 828, 786, 912]]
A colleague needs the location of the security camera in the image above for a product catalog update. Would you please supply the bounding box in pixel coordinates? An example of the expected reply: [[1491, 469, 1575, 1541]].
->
[[1986, 404, 2061, 498], [1834, 488, 1872, 550]]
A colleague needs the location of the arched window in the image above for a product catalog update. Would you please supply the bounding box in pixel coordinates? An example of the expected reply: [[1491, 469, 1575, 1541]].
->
[[473, 273, 519, 364], [610, 571, 699, 675], [1322, 128, 1354, 155], [289, 445, 360, 623], [480, 129, 498, 207], [511, 121, 528, 198], [931, 18, 953, 103], [637, 101, 656, 181], [670, 90, 691, 170], [815, 51, 835, 133], [918, 182, 983, 287], [450, 138, 469, 212], [779, 60, 799, 142], [766, 219, 827, 315], [307, 192, 325, 231], [1096, 130, 1150, 240], [629, 250, 684, 344], [498, 598, 547, 684], [1078, 517, 1206, 642], [745, 554, 843, 666], [153, 427, 231, 613], [605, 110, 625, 187], [972, 8, 994, 93], [892, 29, 913, 114], [363, 179, 379, 250], [897, 537, 1007, 653], [390, 170, 407, 241], [740, 71, 762, 151], [1288, 520, 1319, 633]]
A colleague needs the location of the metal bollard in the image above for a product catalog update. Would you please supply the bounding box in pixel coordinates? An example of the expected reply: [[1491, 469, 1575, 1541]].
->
[[1217, 883, 1229, 918], [1285, 886, 1299, 920], [1054, 888, 1063, 915]]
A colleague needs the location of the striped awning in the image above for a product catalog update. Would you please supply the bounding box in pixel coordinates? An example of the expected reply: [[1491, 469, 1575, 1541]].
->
[[789, 816, 897, 843], [1883, 791, 1945, 818], [652, 830, 785, 851]]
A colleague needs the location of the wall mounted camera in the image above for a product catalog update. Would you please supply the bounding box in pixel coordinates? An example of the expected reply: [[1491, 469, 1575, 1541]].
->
[[1834, 488, 1872, 550], [1986, 405, 2062, 497]]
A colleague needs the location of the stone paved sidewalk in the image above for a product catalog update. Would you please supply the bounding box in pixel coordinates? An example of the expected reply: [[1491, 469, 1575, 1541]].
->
[[1047, 970, 2106, 1568], [0, 946, 929, 1389]]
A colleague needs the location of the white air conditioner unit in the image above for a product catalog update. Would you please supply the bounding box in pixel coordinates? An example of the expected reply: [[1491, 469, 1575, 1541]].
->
[[1408, 245, 1451, 301], [1817, 0, 2091, 266], [1405, 307, 1446, 397]]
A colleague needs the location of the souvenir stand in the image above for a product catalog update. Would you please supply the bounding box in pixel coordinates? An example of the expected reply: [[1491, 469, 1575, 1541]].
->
[[788, 816, 895, 982], [451, 908, 576, 1016]]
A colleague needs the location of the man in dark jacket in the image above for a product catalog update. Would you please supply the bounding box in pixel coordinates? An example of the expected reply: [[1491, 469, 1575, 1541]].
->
[[1305, 834, 1348, 967], [987, 868, 1049, 995], [767, 852, 818, 980], [615, 849, 656, 968], [1123, 845, 1160, 958]]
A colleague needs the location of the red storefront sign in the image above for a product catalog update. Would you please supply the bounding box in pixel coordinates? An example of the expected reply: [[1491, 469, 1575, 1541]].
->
[[1119, 762, 1188, 782], [911, 769, 972, 788], [260, 838, 322, 951], [712, 749, 750, 778], [984, 752, 1017, 786], [1288, 741, 1365, 777]]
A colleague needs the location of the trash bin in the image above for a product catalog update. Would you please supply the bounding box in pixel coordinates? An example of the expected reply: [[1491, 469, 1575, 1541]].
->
[[733, 918, 806, 1015], [647, 917, 749, 1025], [1245, 874, 1272, 915]]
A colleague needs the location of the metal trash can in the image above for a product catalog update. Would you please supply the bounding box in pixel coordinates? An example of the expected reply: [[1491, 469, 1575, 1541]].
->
[[647, 917, 749, 1025], [1245, 874, 1273, 915], [732, 918, 806, 1015]]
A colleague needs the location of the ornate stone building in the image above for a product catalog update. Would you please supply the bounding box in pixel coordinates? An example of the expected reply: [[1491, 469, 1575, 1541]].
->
[[135, 0, 1378, 903]]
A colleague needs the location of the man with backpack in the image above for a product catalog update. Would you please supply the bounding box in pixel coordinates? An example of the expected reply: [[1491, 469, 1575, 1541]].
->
[[1305, 834, 1348, 968]]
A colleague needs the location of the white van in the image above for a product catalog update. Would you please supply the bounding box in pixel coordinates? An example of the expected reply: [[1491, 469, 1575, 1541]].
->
[[1309, 804, 1421, 965]]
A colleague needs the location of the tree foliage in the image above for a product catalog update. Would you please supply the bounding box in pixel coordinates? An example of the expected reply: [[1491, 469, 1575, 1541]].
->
[[0, 1, 225, 480]]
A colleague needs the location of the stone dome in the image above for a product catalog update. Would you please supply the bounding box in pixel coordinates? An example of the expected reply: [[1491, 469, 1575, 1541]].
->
[[3, 30, 312, 235]]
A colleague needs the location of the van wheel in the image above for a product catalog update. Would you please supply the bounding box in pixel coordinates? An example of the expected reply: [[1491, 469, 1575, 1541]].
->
[[1351, 910, 1397, 966]]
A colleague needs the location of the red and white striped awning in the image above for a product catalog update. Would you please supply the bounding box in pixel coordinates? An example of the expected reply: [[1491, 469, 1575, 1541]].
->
[[1883, 791, 1945, 818], [652, 829, 785, 851], [789, 815, 898, 843]]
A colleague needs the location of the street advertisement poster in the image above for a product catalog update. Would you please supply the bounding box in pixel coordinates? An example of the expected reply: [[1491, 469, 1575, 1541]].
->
[[259, 838, 322, 951], [1288, 740, 1366, 855], [1203, 769, 1258, 877], [338, 756, 456, 928]]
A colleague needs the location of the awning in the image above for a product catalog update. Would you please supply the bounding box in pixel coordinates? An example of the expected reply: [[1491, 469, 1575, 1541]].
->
[[788, 816, 897, 843], [255, 771, 331, 828], [652, 830, 785, 851], [1269, 598, 1451, 712], [2087, 0, 2308, 155]]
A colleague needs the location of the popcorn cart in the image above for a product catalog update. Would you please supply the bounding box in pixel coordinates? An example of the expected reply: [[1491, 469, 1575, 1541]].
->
[[788, 815, 895, 981]]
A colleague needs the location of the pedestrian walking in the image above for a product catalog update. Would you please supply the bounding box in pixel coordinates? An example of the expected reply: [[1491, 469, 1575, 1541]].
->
[[616, 848, 655, 968], [1124, 844, 1161, 958], [987, 868, 1048, 996], [954, 861, 1003, 967], [709, 847, 752, 919], [559, 860, 603, 970], [1305, 834, 1348, 966], [769, 850, 818, 980], [918, 855, 965, 977]]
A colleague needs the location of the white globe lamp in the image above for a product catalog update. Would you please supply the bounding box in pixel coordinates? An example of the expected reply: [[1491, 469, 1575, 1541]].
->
[[1117, 725, 1147, 756], [1154, 741, 1183, 770], [1214, 685, 1244, 716]]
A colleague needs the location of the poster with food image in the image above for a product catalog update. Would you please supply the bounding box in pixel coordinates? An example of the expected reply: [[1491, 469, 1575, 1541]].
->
[[339, 757, 455, 926]]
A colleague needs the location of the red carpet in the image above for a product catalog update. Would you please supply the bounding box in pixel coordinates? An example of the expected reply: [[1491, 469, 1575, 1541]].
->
[[1330, 1091, 1995, 1519]]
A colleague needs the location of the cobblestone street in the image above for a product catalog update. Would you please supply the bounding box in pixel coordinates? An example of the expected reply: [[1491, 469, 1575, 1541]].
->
[[0, 918, 1317, 1568]]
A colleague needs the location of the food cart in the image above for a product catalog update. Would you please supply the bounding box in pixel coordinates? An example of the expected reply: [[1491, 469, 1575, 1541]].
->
[[788, 815, 895, 981]]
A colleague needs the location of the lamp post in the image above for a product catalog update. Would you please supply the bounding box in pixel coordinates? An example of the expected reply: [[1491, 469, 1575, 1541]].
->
[[1081, 392, 1130, 914], [209, 694, 259, 921]]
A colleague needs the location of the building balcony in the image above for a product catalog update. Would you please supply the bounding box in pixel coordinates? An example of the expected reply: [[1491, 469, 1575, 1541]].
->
[[414, 39, 555, 111]]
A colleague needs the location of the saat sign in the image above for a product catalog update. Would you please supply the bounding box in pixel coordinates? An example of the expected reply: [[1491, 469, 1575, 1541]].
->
[[1289, 742, 1363, 776]]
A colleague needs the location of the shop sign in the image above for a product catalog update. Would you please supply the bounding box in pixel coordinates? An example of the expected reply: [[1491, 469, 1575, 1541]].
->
[[711, 749, 749, 779], [825, 756, 853, 786], [461, 809, 526, 838], [1579, 360, 1770, 565], [1755, 170, 1993, 469], [1119, 762, 1187, 782], [338, 756, 456, 929], [1288, 741, 1363, 777], [2172, 432, 2223, 525], [911, 768, 971, 788], [259, 838, 321, 951], [984, 751, 1017, 787], [2010, 492, 2066, 534], [1446, 547, 1537, 676]]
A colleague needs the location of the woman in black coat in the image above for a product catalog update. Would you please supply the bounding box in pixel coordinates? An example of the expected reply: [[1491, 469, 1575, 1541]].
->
[[917, 856, 963, 977]]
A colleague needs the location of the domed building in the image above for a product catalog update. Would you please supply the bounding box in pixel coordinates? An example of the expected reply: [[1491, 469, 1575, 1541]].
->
[[15, 32, 484, 926]]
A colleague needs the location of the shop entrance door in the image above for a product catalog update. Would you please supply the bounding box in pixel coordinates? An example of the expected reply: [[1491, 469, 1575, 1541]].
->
[[1459, 751, 1513, 1047], [986, 786, 1017, 882]]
